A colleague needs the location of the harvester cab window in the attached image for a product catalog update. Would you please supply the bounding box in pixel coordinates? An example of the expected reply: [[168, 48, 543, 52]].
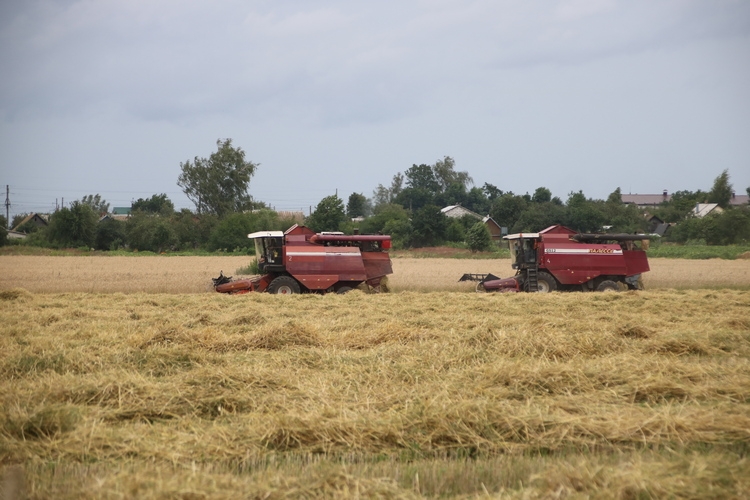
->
[[255, 237, 283, 272], [511, 238, 537, 268]]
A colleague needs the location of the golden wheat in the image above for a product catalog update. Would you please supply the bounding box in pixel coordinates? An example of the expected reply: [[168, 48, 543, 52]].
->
[[1, 255, 749, 293]]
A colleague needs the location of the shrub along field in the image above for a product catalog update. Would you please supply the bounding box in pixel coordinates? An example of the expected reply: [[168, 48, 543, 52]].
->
[[1, 287, 749, 498]]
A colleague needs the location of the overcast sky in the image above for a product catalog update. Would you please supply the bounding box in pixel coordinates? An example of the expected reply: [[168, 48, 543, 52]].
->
[[1, 0, 749, 220]]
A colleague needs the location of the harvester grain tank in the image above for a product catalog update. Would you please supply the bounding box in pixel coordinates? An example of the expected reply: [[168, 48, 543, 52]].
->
[[462, 224, 653, 292], [213, 224, 393, 294]]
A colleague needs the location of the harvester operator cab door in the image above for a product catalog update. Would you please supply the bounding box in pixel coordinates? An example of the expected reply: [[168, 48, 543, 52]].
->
[[248, 231, 286, 274], [510, 238, 538, 269]]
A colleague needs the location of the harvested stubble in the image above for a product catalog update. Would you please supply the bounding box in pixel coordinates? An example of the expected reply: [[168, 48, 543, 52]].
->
[[1, 288, 749, 498]]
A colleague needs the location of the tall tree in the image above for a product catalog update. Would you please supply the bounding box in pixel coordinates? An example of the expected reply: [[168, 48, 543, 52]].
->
[[432, 156, 473, 191], [178, 139, 258, 218], [47, 201, 98, 248], [80, 194, 110, 215], [708, 169, 733, 208], [132, 194, 175, 215], [346, 192, 369, 218], [306, 195, 346, 232]]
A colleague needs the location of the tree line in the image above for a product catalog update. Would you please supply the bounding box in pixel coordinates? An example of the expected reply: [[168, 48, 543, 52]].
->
[[2, 139, 749, 250]]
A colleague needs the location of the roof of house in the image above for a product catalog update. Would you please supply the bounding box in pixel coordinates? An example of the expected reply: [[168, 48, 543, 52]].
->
[[623, 193, 749, 207], [440, 205, 482, 220], [621, 194, 671, 206], [12, 213, 48, 231], [694, 203, 723, 218], [111, 207, 131, 215]]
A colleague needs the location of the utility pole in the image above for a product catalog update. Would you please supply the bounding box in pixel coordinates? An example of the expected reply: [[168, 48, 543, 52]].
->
[[4, 185, 10, 229]]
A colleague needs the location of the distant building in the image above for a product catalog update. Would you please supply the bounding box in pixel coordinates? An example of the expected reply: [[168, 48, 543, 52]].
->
[[693, 203, 723, 218], [12, 213, 49, 232], [110, 207, 132, 221], [440, 205, 504, 242], [622, 190, 749, 208]]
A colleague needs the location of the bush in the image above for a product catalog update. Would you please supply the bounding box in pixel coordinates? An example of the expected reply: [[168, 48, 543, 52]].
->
[[466, 222, 493, 252]]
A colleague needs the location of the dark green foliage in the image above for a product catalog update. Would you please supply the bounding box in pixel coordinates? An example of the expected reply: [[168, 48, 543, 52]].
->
[[490, 194, 528, 231], [532, 187, 552, 204], [563, 191, 607, 232], [125, 212, 178, 252], [346, 192, 369, 219], [132, 194, 175, 215], [47, 202, 98, 248], [0, 225, 6, 246], [360, 204, 410, 236], [704, 207, 750, 245], [172, 210, 217, 250], [466, 222, 492, 252], [306, 195, 346, 232], [178, 139, 258, 218], [708, 169, 733, 209], [445, 220, 466, 242], [654, 190, 708, 223], [95, 218, 126, 250], [669, 207, 750, 245], [207, 210, 294, 252], [79, 194, 110, 215], [410, 205, 447, 247], [512, 202, 565, 233]]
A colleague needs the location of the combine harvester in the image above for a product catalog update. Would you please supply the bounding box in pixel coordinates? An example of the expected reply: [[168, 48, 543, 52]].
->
[[461, 224, 654, 292], [213, 224, 393, 294]]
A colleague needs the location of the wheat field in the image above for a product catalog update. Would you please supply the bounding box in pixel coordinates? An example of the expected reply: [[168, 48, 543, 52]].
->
[[1, 255, 749, 293]]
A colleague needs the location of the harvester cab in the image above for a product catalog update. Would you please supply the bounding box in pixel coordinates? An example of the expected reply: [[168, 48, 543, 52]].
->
[[251, 231, 285, 274]]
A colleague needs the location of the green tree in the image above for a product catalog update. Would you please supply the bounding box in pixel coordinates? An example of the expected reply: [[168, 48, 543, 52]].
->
[[306, 195, 346, 232], [47, 202, 98, 248], [410, 204, 447, 247], [708, 169, 733, 209], [466, 221, 492, 252], [80, 194, 110, 215], [172, 210, 217, 250], [132, 194, 175, 215], [360, 203, 410, 236], [704, 207, 750, 245], [178, 139, 258, 218], [532, 187, 552, 204], [490, 193, 528, 230], [346, 192, 369, 219], [125, 213, 177, 252], [95, 218, 126, 250], [564, 191, 607, 232], [432, 156, 473, 192]]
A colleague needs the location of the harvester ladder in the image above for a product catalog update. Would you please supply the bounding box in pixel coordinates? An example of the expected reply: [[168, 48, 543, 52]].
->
[[526, 266, 539, 292]]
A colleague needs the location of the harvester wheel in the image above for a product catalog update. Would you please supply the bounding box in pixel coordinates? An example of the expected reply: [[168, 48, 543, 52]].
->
[[536, 272, 557, 293], [267, 276, 301, 295], [596, 280, 620, 292], [336, 286, 353, 294]]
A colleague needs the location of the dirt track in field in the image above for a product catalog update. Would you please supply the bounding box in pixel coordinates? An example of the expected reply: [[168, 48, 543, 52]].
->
[[0, 255, 749, 293]]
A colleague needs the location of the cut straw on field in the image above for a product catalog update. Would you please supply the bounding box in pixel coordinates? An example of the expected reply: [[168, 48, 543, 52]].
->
[[1, 288, 749, 497]]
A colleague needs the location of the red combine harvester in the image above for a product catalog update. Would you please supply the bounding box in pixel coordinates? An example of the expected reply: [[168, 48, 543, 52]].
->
[[213, 224, 393, 294], [461, 224, 653, 293]]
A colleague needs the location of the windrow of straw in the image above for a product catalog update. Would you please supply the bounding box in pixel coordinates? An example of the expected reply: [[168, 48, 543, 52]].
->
[[1, 288, 749, 497]]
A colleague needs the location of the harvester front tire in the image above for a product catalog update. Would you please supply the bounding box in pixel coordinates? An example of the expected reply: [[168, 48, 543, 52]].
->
[[267, 276, 301, 295], [336, 286, 353, 294], [596, 280, 620, 292], [536, 272, 557, 293]]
